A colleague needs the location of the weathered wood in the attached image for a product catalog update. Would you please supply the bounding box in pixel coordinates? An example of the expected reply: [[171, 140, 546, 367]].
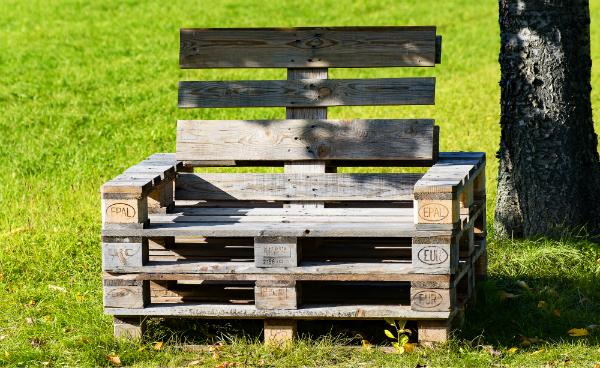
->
[[148, 180, 174, 214], [180, 27, 438, 68], [102, 198, 148, 227], [285, 73, 327, 200], [255, 280, 299, 310], [113, 316, 145, 339], [176, 119, 436, 163], [102, 239, 148, 271], [418, 319, 450, 345], [175, 173, 422, 201], [102, 220, 453, 238], [105, 304, 451, 319], [178, 78, 435, 108], [264, 319, 296, 344], [254, 237, 298, 268], [410, 286, 455, 312], [412, 235, 459, 274], [103, 280, 149, 308]]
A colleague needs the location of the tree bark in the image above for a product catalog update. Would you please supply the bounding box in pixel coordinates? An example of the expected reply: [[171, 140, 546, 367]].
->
[[496, 0, 600, 237]]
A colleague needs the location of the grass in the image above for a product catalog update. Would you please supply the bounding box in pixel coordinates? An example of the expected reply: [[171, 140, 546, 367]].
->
[[1, 0, 600, 366]]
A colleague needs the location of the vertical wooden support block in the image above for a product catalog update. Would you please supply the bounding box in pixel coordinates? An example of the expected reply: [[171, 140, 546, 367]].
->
[[410, 281, 455, 312], [255, 280, 300, 310], [460, 181, 474, 210], [114, 316, 145, 340], [147, 180, 174, 214], [102, 197, 148, 227], [412, 235, 458, 274], [474, 244, 488, 281], [414, 197, 460, 227], [102, 237, 148, 271], [284, 67, 328, 209], [264, 319, 297, 345], [418, 320, 451, 345], [255, 237, 298, 268], [103, 279, 150, 308], [459, 226, 475, 258]]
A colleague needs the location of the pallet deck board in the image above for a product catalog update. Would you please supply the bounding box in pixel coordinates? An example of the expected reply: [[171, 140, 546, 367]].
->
[[106, 304, 451, 319]]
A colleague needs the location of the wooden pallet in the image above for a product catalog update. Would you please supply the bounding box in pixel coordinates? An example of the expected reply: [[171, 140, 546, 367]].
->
[[100, 26, 487, 345]]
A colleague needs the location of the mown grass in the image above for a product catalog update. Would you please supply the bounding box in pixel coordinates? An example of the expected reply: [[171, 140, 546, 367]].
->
[[1, 0, 600, 366]]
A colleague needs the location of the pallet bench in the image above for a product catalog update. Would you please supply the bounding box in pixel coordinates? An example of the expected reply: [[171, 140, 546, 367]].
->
[[101, 26, 487, 345]]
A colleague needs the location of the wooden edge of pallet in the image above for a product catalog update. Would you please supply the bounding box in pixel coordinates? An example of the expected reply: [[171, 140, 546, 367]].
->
[[105, 304, 452, 319]]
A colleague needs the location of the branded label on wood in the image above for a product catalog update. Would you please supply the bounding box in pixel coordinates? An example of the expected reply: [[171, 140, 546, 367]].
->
[[412, 242, 457, 274], [255, 283, 299, 310], [103, 281, 149, 309], [415, 199, 457, 225], [254, 237, 298, 268], [410, 287, 454, 311], [102, 198, 147, 224], [102, 241, 148, 270]]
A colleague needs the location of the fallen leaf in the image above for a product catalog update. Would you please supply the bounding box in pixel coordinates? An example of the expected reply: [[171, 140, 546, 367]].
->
[[48, 285, 66, 293], [567, 328, 589, 337], [498, 291, 519, 300], [531, 348, 545, 355], [26, 317, 34, 325], [553, 309, 561, 317], [187, 360, 201, 366], [361, 339, 372, 350], [404, 343, 415, 353], [106, 354, 121, 366], [0, 273, 4, 281], [507, 347, 518, 354], [516, 280, 530, 290], [537, 301, 547, 309], [153, 341, 164, 350], [212, 350, 220, 360], [0, 335, 6, 341], [483, 345, 501, 357], [1, 227, 27, 237]]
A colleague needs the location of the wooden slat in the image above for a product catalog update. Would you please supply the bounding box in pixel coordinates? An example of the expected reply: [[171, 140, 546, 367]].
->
[[176, 119, 435, 162], [178, 78, 435, 108], [180, 27, 438, 68], [175, 173, 422, 201], [102, 220, 452, 238], [105, 304, 451, 319]]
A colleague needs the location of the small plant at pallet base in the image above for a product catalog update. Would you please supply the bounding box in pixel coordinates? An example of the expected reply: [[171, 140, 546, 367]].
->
[[384, 319, 412, 353]]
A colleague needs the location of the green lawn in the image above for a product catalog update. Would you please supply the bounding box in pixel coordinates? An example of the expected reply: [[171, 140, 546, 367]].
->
[[1, 0, 600, 366]]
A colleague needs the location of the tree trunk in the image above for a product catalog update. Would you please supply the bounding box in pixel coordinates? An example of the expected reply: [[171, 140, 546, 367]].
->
[[495, 0, 600, 237]]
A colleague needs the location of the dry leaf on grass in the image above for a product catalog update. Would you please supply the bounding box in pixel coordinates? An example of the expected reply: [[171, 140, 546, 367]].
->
[[153, 341, 164, 350], [507, 347, 518, 354], [516, 280, 530, 290], [498, 291, 519, 300], [48, 285, 66, 293], [567, 328, 589, 337], [187, 360, 201, 366], [106, 354, 121, 366], [537, 301, 547, 309], [361, 339, 372, 350], [553, 309, 561, 317], [404, 343, 416, 353]]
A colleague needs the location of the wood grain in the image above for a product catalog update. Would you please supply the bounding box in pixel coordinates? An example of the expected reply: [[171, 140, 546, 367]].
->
[[178, 78, 435, 108], [180, 27, 438, 68], [176, 119, 436, 162], [175, 173, 422, 201]]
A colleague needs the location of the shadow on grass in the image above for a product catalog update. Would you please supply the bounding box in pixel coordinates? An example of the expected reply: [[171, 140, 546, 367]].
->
[[458, 275, 600, 347]]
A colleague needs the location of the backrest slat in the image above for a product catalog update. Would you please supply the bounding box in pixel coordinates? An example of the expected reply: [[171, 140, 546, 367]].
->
[[180, 27, 438, 68], [178, 78, 435, 108], [176, 119, 435, 164]]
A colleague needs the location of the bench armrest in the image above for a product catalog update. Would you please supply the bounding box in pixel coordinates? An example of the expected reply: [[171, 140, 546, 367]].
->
[[414, 152, 485, 229], [101, 153, 182, 228]]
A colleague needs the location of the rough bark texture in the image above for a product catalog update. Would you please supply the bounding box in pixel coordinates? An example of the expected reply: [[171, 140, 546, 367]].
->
[[496, 0, 600, 237]]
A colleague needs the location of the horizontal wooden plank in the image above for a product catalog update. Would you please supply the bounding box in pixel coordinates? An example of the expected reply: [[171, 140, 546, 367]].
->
[[175, 173, 422, 201], [168, 207, 414, 217], [180, 27, 437, 68], [102, 219, 453, 238], [176, 119, 436, 162], [178, 78, 435, 108], [414, 153, 486, 199], [106, 303, 451, 319]]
